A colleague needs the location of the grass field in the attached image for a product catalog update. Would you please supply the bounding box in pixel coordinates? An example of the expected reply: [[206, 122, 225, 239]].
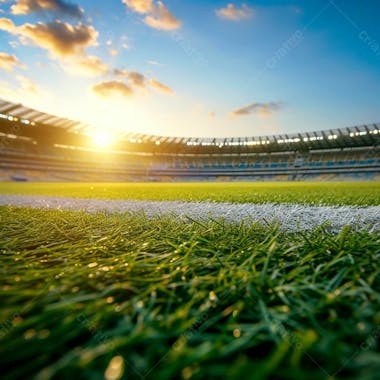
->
[[0, 183, 379, 379], [0, 181, 379, 205]]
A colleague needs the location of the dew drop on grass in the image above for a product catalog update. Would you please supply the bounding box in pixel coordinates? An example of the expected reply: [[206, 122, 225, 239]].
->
[[357, 322, 365, 331], [209, 291, 218, 302], [24, 329, 36, 340], [182, 367, 193, 380], [233, 329, 241, 338], [88, 262, 98, 268], [105, 356, 124, 380]]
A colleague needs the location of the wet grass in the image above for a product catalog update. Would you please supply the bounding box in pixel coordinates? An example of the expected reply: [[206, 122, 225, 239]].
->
[[0, 181, 379, 206], [0, 206, 379, 379]]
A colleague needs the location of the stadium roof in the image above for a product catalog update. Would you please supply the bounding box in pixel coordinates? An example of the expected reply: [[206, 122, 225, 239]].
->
[[0, 99, 91, 134], [123, 125, 380, 148], [0, 98, 379, 148]]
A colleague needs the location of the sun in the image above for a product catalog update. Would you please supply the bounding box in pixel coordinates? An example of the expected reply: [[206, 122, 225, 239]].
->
[[91, 130, 116, 149]]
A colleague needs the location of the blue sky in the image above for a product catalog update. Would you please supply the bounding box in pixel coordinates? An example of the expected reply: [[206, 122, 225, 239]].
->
[[0, 0, 379, 137]]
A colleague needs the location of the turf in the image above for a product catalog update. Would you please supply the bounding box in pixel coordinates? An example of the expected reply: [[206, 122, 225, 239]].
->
[[0, 182, 379, 206], [1, 206, 379, 380]]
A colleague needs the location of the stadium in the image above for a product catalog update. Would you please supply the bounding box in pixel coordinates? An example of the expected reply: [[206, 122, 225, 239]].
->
[[1, 1, 380, 380], [1, 99, 379, 182]]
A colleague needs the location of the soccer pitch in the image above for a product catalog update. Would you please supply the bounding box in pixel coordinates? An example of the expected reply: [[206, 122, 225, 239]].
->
[[0, 181, 379, 205], [0, 182, 379, 379]]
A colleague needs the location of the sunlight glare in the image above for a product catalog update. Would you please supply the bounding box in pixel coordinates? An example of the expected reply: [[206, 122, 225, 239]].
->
[[91, 130, 116, 149]]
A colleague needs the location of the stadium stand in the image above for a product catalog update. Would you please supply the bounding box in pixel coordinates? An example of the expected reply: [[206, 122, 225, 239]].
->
[[0, 99, 379, 182]]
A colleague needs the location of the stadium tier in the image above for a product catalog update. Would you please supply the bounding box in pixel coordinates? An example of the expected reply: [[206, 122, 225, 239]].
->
[[0, 99, 379, 182]]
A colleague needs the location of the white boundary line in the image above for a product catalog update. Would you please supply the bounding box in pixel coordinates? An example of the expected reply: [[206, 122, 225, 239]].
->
[[1, 195, 379, 232]]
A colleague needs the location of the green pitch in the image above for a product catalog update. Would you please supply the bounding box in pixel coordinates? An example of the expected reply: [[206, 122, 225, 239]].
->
[[0, 206, 379, 379], [0, 181, 379, 205], [1, 182, 379, 379]]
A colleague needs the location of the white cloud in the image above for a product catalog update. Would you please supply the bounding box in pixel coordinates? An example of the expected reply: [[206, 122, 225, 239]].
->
[[149, 78, 174, 94], [123, 0, 181, 31], [11, 0, 83, 18], [231, 102, 283, 117], [122, 0, 153, 14], [92, 80, 134, 98], [0, 18, 98, 58], [144, 1, 181, 31], [0, 52, 25, 71], [216, 3, 253, 21]]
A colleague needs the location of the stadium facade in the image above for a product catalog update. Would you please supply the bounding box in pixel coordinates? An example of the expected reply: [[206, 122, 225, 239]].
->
[[0, 99, 379, 182]]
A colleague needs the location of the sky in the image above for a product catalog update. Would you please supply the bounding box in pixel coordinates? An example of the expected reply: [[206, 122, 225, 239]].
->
[[0, 0, 379, 138]]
